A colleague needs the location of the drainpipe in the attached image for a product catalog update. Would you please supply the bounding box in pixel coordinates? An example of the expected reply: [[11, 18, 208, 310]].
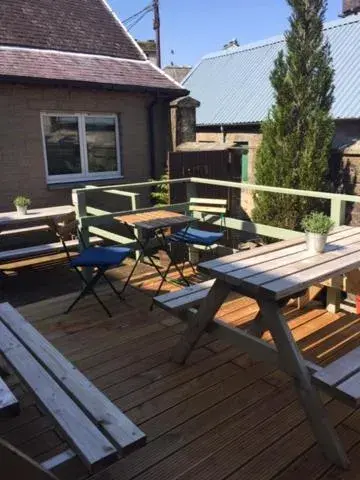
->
[[220, 124, 226, 143], [147, 96, 158, 179]]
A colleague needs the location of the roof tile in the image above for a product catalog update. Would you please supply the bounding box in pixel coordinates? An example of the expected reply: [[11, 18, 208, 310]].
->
[[0, 0, 143, 60]]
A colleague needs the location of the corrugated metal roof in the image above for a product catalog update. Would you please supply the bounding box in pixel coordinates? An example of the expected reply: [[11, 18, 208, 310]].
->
[[183, 15, 360, 126]]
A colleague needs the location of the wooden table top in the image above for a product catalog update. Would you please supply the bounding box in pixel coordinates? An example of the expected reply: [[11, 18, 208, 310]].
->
[[0, 205, 74, 227], [199, 226, 360, 301], [115, 210, 194, 231]]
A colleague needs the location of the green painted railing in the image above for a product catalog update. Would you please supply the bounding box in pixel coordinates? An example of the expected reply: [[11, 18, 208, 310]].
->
[[72, 177, 360, 250]]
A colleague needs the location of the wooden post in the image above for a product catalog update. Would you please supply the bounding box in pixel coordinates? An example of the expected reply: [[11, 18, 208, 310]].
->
[[130, 194, 142, 261], [186, 180, 197, 207], [72, 190, 91, 282], [329, 198, 346, 312], [330, 198, 346, 227]]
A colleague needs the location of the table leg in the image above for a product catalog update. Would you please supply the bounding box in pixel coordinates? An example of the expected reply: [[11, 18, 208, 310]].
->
[[171, 279, 230, 364], [244, 310, 268, 338], [326, 286, 341, 313], [258, 298, 349, 468]]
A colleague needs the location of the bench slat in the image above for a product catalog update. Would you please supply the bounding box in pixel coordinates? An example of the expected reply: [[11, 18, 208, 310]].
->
[[189, 198, 227, 206], [0, 236, 102, 262], [0, 225, 50, 236], [154, 280, 215, 312], [188, 205, 226, 214], [0, 376, 19, 416], [0, 321, 117, 470], [336, 370, 360, 407], [0, 303, 146, 453], [312, 346, 360, 387]]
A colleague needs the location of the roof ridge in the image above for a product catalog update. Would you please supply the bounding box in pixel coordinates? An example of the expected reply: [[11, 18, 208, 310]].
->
[[0, 45, 149, 63]]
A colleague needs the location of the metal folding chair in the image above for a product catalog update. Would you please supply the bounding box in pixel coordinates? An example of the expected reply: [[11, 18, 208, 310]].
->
[[51, 220, 131, 317], [167, 197, 227, 272]]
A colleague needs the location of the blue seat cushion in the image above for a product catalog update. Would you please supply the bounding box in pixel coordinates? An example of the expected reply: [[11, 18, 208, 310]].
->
[[169, 227, 224, 247], [70, 246, 131, 268]]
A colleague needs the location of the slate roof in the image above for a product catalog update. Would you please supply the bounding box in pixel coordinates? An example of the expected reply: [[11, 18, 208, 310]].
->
[[183, 15, 360, 125], [0, 48, 184, 93], [0, 0, 186, 96], [0, 0, 143, 59]]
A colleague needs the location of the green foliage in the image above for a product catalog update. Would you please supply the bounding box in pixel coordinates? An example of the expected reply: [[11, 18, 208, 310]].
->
[[301, 211, 334, 234], [13, 196, 31, 208], [150, 171, 169, 206], [253, 0, 335, 230]]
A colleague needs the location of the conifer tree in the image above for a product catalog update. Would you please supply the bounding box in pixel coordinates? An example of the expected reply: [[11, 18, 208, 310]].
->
[[252, 0, 335, 230]]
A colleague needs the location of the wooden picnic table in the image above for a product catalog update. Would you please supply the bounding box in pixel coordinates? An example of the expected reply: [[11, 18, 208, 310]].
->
[[170, 225, 360, 469], [0, 205, 76, 265], [0, 205, 74, 231]]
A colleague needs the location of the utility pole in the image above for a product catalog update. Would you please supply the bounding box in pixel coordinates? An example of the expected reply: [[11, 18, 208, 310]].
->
[[153, 0, 161, 68]]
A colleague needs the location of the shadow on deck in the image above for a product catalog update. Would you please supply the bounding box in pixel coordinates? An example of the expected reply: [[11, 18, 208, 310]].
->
[[1, 254, 360, 480]]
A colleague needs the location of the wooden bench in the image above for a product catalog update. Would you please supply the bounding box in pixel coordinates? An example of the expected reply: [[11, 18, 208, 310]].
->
[[0, 236, 102, 263], [156, 282, 360, 411], [312, 347, 360, 408], [0, 225, 51, 237], [154, 279, 215, 313], [0, 303, 146, 474]]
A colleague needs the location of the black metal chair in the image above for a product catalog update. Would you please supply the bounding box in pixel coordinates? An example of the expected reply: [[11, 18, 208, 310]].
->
[[51, 220, 131, 317]]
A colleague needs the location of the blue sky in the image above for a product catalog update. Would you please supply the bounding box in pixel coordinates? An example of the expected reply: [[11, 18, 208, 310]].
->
[[108, 1, 342, 67]]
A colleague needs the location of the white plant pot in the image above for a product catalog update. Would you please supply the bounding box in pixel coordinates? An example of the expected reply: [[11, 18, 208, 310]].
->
[[305, 232, 327, 254], [16, 205, 28, 215]]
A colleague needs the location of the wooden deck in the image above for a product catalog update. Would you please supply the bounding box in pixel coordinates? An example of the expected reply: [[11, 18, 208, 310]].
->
[[2, 260, 360, 479]]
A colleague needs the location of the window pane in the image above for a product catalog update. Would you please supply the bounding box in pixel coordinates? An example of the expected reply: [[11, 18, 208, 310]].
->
[[43, 116, 81, 175], [85, 117, 118, 173]]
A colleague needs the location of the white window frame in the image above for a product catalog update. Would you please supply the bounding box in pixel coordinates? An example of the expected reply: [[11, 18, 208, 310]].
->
[[41, 113, 122, 184]]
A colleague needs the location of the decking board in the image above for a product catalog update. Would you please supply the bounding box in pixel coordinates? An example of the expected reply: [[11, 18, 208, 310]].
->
[[2, 259, 360, 480]]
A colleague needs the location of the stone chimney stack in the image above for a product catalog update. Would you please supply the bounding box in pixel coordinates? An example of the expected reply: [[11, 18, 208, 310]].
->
[[343, 0, 360, 16], [170, 96, 200, 149]]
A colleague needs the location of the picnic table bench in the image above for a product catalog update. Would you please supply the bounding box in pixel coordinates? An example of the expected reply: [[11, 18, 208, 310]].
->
[[155, 225, 360, 469], [0, 205, 103, 265], [0, 303, 146, 474]]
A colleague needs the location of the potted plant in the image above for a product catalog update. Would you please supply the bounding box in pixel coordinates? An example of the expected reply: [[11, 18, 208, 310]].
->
[[13, 196, 31, 215], [301, 211, 334, 254]]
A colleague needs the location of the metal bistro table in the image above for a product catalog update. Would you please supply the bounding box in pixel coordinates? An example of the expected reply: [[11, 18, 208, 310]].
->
[[171, 225, 360, 468], [115, 210, 195, 297]]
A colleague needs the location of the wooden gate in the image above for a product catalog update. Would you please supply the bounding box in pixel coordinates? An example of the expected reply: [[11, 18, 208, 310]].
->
[[169, 148, 245, 216]]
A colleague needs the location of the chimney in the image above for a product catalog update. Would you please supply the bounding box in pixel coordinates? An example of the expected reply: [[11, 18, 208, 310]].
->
[[223, 38, 239, 50], [342, 0, 360, 16], [170, 96, 200, 149]]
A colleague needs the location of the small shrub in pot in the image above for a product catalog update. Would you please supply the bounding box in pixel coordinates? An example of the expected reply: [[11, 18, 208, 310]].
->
[[13, 196, 31, 215], [301, 211, 334, 253]]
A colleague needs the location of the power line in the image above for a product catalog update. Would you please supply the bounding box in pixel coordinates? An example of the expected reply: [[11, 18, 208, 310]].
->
[[123, 3, 153, 26], [127, 7, 153, 31], [122, 1, 162, 68]]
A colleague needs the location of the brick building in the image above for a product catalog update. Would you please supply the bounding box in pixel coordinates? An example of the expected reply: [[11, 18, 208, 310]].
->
[[0, 0, 187, 210]]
